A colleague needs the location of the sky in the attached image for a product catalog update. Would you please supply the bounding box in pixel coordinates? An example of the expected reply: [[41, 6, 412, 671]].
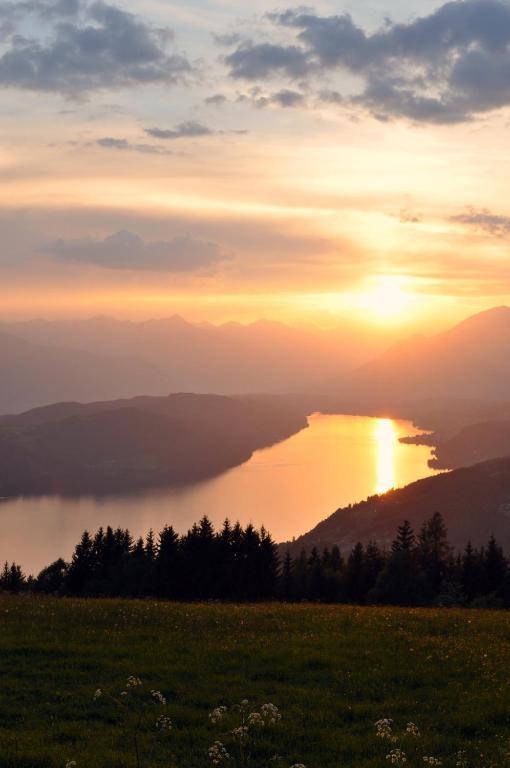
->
[[1, 0, 510, 331]]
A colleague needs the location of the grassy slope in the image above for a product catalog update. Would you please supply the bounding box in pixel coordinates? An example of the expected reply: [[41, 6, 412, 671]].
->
[[1, 597, 510, 767]]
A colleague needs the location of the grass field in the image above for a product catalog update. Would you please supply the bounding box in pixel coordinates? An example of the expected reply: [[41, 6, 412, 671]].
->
[[1, 596, 510, 768]]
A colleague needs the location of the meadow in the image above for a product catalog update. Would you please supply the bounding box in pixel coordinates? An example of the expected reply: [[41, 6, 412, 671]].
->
[[1, 596, 510, 768]]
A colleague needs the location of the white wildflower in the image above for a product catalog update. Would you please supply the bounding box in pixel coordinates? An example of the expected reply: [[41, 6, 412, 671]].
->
[[151, 689, 166, 705], [424, 758, 442, 767], [210, 705, 228, 724], [155, 714, 172, 731], [406, 722, 421, 737], [386, 749, 407, 766], [126, 675, 142, 689], [260, 703, 282, 725], [208, 741, 230, 765], [376, 719, 397, 742], [92, 689, 102, 701], [65, 762, 77, 768], [290, 764, 306, 768], [247, 712, 264, 727]]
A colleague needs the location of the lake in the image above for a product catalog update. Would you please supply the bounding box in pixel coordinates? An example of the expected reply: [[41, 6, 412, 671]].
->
[[0, 413, 439, 573]]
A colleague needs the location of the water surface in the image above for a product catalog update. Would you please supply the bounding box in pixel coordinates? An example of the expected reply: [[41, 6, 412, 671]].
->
[[0, 413, 439, 573]]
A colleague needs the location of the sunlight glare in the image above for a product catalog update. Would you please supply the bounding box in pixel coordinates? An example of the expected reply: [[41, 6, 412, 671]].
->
[[374, 418, 397, 494], [356, 276, 415, 323]]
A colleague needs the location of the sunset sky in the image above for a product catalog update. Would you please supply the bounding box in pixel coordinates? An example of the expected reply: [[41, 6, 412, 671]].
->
[[2, 0, 510, 330]]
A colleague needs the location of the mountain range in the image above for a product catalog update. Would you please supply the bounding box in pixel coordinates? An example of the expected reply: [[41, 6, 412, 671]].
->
[[0, 330, 164, 414], [328, 306, 510, 408], [3, 306, 510, 416], [0, 315, 383, 412]]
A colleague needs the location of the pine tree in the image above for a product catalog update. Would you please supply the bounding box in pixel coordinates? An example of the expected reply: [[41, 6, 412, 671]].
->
[[259, 527, 279, 599], [308, 547, 325, 600], [280, 550, 294, 601], [65, 530, 95, 595], [485, 535, 507, 597], [155, 526, 180, 598], [365, 541, 385, 595], [344, 543, 367, 603], [392, 520, 415, 552], [416, 512, 451, 598], [461, 542, 478, 602], [293, 550, 309, 600], [375, 520, 424, 605], [330, 545, 343, 572]]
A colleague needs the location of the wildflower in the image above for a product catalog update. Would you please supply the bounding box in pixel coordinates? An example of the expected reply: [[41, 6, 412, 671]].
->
[[406, 722, 420, 737], [423, 758, 442, 767], [126, 675, 142, 689], [151, 689, 166, 705], [210, 706, 228, 724], [92, 689, 102, 700], [260, 703, 282, 725], [120, 691, 127, 697], [386, 749, 407, 766], [155, 714, 172, 731], [247, 712, 264, 727], [456, 752, 467, 768], [376, 719, 397, 742], [208, 741, 230, 765], [290, 764, 306, 768], [65, 762, 77, 768]]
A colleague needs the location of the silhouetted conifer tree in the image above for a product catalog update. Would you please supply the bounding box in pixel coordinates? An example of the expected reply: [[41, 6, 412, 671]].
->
[[392, 520, 415, 552], [416, 512, 451, 598], [344, 543, 367, 603], [65, 530, 95, 595], [485, 535, 507, 598], [280, 550, 294, 601]]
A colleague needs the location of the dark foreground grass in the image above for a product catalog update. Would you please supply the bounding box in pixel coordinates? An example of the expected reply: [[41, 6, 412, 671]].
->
[[1, 597, 510, 768]]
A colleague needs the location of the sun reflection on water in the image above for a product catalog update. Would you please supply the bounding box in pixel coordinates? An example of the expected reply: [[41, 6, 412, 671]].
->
[[374, 418, 397, 493]]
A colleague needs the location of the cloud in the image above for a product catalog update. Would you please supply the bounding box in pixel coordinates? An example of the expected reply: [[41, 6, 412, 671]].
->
[[204, 93, 227, 106], [96, 137, 175, 155], [145, 121, 214, 140], [451, 207, 510, 236], [225, 42, 308, 80], [41, 230, 230, 272], [399, 208, 422, 224], [237, 86, 306, 109], [145, 121, 247, 140], [223, 1, 510, 123], [265, 88, 306, 107], [0, 0, 191, 96]]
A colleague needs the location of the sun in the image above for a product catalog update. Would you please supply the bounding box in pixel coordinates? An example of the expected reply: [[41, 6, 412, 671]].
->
[[355, 276, 415, 324]]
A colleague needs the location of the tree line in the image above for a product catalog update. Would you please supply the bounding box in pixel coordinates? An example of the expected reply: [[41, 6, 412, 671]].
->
[[2, 513, 510, 607]]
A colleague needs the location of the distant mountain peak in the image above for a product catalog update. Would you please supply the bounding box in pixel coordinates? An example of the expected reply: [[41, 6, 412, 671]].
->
[[451, 305, 510, 330]]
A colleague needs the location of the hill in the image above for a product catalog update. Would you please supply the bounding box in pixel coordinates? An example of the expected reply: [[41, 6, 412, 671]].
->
[[428, 419, 510, 469], [329, 306, 510, 406], [0, 393, 308, 496], [0, 331, 164, 414], [284, 457, 510, 554]]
